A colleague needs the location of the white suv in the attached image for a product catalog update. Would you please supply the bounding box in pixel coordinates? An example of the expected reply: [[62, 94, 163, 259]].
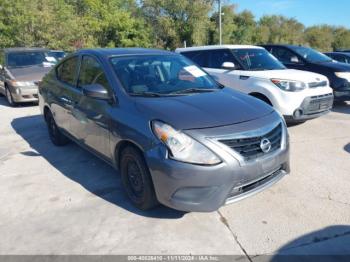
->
[[176, 45, 334, 122]]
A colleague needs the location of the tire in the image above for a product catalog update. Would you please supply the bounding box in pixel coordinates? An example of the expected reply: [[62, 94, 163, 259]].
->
[[5, 86, 17, 107], [45, 110, 69, 146], [120, 146, 158, 210]]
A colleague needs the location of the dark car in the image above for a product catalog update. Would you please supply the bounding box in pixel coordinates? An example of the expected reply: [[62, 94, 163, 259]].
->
[[336, 49, 350, 53], [261, 44, 350, 101], [0, 48, 55, 106], [39, 48, 290, 212], [325, 52, 350, 64]]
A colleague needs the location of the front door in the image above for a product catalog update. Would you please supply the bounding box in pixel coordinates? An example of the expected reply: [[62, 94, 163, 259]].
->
[[70, 55, 113, 158]]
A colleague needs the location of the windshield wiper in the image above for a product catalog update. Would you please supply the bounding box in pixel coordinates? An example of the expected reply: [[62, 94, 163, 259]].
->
[[169, 88, 217, 95], [130, 91, 164, 97]]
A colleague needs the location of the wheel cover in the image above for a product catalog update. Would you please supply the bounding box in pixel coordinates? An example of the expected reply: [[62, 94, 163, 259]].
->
[[6, 89, 12, 104], [126, 160, 144, 199], [49, 117, 57, 140]]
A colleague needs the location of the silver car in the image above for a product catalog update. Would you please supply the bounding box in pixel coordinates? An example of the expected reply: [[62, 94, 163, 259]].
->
[[0, 48, 54, 106], [39, 48, 290, 212]]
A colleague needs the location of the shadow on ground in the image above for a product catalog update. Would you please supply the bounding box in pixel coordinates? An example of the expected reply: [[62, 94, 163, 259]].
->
[[11, 114, 185, 219], [253, 226, 350, 262]]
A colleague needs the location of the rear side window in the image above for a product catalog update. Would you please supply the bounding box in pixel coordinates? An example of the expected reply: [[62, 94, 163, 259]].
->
[[208, 49, 236, 69], [335, 55, 347, 63], [78, 56, 110, 90], [56, 56, 78, 86], [180, 51, 209, 67]]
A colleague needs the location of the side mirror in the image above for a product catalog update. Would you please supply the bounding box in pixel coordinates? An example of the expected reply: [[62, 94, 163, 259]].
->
[[221, 62, 236, 70], [290, 56, 300, 63], [82, 84, 110, 100]]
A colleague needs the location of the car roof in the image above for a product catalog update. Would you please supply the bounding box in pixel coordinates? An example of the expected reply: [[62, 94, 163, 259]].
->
[[326, 52, 350, 56], [2, 47, 49, 53], [176, 45, 263, 52], [75, 48, 175, 57], [260, 44, 304, 49]]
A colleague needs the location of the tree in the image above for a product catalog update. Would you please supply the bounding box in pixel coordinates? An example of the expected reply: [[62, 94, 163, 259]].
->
[[256, 15, 305, 45], [332, 27, 350, 51], [0, 0, 82, 50], [141, 0, 213, 49], [304, 25, 333, 52]]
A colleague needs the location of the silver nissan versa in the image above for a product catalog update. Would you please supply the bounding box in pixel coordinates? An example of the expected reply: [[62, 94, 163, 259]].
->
[[39, 48, 290, 212]]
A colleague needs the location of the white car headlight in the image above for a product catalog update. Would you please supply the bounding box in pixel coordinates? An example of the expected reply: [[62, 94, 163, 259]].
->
[[335, 72, 350, 82], [10, 81, 36, 87], [152, 121, 221, 165], [271, 79, 306, 92]]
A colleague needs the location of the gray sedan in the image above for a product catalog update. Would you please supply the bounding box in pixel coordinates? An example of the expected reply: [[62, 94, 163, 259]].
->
[[39, 48, 290, 212]]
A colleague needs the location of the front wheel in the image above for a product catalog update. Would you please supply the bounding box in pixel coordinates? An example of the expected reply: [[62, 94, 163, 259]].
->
[[5, 87, 16, 107], [120, 146, 158, 210], [46, 111, 69, 146]]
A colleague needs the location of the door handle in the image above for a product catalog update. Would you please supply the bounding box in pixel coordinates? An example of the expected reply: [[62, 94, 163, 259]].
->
[[239, 75, 250, 80], [60, 96, 73, 106]]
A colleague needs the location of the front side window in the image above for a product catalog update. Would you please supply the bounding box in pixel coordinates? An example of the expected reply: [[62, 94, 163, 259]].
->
[[209, 49, 236, 69], [7, 51, 56, 68], [232, 48, 285, 70], [271, 47, 299, 64], [78, 56, 110, 90], [56, 56, 78, 86], [110, 54, 220, 96], [290, 46, 332, 63]]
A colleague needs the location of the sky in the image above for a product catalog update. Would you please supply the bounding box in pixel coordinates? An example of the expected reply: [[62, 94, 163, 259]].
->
[[229, 0, 350, 28]]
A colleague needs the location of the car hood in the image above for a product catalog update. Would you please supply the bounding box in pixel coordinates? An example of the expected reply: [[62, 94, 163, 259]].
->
[[311, 61, 350, 72], [237, 69, 328, 82], [7, 66, 52, 82], [134, 88, 274, 130]]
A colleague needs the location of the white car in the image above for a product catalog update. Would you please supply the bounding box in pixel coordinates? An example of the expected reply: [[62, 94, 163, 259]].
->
[[176, 45, 334, 122]]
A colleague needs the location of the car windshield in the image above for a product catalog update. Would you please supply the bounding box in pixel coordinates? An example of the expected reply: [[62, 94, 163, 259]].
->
[[7, 51, 57, 68], [110, 54, 220, 96], [291, 46, 332, 63], [231, 48, 285, 70]]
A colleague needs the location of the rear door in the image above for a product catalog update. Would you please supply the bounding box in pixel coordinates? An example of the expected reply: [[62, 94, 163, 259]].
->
[[70, 55, 113, 158], [52, 56, 79, 133]]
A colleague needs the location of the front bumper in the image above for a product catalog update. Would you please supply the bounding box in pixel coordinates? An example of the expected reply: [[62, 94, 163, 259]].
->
[[334, 90, 350, 101], [10, 86, 39, 103], [285, 93, 334, 122], [145, 113, 290, 212]]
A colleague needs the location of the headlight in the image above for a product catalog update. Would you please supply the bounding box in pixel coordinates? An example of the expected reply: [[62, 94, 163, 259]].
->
[[10, 80, 36, 87], [335, 72, 350, 82], [271, 79, 306, 92], [152, 121, 221, 165]]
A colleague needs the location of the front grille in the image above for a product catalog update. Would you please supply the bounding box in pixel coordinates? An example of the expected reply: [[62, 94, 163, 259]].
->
[[227, 167, 283, 200], [308, 81, 328, 88], [218, 123, 282, 161], [305, 93, 333, 114]]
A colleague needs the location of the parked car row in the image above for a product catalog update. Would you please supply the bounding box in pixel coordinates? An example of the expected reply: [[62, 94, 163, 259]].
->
[[176, 45, 334, 122], [1, 44, 349, 212]]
